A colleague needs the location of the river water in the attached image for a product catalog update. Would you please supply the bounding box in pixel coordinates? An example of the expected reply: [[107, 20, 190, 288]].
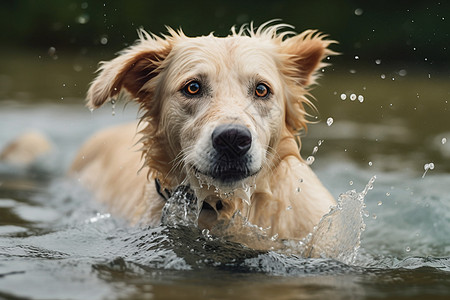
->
[[0, 63, 449, 299]]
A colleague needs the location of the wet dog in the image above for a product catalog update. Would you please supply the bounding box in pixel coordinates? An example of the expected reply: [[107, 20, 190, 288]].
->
[[70, 22, 337, 243]]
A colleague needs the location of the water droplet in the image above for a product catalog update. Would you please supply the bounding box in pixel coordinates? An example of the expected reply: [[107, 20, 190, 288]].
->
[[306, 156, 315, 165], [372, 214, 377, 220], [424, 163, 435, 170], [73, 64, 83, 72], [350, 94, 357, 101], [48, 47, 56, 57], [442, 138, 447, 145], [76, 14, 90, 24], [368, 161, 373, 166], [349, 181, 353, 186], [354, 55, 359, 60], [312, 146, 319, 155], [296, 187, 301, 193], [358, 95, 364, 103], [399, 69, 407, 76], [354, 8, 363, 16], [381, 74, 386, 79], [100, 35, 108, 45], [111, 99, 116, 116], [286, 205, 293, 211], [375, 59, 381, 65], [299, 178, 304, 183], [422, 162, 435, 178], [326, 117, 334, 126], [405, 246, 411, 253], [378, 201, 383, 206], [340, 93, 347, 100]]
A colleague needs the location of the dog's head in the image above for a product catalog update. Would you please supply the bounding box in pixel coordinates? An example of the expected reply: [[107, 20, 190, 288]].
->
[[87, 22, 335, 205]]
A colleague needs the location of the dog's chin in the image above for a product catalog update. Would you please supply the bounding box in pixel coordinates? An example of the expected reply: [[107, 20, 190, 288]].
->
[[191, 165, 259, 190]]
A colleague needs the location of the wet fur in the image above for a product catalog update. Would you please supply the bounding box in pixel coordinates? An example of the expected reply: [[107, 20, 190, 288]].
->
[[70, 22, 337, 243]]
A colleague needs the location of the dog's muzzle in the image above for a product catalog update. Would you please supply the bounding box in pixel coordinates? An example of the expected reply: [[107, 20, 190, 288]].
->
[[209, 124, 253, 183]]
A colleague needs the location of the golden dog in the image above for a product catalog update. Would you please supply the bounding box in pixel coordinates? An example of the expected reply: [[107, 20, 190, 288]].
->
[[70, 22, 337, 243]]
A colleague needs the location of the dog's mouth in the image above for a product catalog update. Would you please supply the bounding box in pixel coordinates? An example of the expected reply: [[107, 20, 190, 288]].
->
[[192, 163, 260, 186]]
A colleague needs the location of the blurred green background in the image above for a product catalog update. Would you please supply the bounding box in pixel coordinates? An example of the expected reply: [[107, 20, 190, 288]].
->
[[1, 0, 449, 100], [1, 0, 449, 63], [1, 0, 449, 101], [1, 0, 449, 60]]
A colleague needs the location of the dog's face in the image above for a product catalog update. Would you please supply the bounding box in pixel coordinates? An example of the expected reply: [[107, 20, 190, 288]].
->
[[160, 36, 284, 190], [86, 23, 334, 202]]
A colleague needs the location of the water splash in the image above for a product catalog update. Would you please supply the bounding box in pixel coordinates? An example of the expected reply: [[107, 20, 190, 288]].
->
[[340, 93, 365, 103], [306, 156, 315, 165], [422, 162, 435, 178], [192, 171, 256, 204], [300, 176, 376, 264], [110, 98, 116, 116], [160, 175, 376, 265], [326, 117, 334, 126], [160, 185, 197, 227]]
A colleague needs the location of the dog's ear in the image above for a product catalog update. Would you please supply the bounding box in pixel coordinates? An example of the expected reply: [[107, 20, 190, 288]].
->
[[87, 37, 172, 109], [281, 30, 336, 86], [280, 30, 336, 136]]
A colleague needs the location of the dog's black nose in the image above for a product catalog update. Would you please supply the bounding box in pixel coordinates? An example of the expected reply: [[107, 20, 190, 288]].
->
[[212, 124, 252, 157]]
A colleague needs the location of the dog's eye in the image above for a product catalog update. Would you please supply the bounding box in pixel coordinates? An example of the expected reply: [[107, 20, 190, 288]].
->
[[255, 83, 270, 98], [183, 81, 201, 96]]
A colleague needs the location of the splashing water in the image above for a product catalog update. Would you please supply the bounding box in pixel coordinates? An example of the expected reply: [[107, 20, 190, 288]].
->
[[326, 117, 334, 126], [160, 174, 376, 264], [339, 93, 365, 103], [299, 176, 376, 264], [306, 156, 315, 165], [422, 162, 435, 178], [190, 171, 257, 214], [306, 140, 324, 166], [110, 98, 116, 116], [160, 185, 197, 227]]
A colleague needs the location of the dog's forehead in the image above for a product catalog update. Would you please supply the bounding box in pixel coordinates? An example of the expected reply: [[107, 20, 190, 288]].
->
[[168, 35, 280, 76]]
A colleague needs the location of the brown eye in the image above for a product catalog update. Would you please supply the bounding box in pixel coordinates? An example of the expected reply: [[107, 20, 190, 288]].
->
[[255, 83, 270, 98], [183, 81, 201, 96]]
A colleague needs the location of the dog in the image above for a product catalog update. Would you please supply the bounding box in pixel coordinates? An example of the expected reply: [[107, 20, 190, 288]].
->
[[70, 22, 337, 245]]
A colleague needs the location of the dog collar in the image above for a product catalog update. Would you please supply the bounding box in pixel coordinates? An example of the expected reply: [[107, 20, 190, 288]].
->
[[155, 178, 172, 201]]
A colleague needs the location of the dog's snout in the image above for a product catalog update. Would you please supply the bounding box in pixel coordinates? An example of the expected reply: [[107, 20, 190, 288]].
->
[[212, 124, 252, 157]]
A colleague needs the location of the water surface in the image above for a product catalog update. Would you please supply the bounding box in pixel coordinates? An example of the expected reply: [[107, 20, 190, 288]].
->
[[0, 62, 449, 299]]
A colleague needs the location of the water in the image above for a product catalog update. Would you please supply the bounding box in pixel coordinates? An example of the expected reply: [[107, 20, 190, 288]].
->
[[1, 86, 450, 298]]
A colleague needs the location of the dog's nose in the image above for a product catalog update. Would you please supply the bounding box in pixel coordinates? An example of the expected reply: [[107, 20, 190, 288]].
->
[[212, 124, 252, 157]]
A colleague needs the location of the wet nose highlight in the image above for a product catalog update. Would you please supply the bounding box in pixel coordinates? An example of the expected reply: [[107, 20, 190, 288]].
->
[[212, 124, 252, 157]]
